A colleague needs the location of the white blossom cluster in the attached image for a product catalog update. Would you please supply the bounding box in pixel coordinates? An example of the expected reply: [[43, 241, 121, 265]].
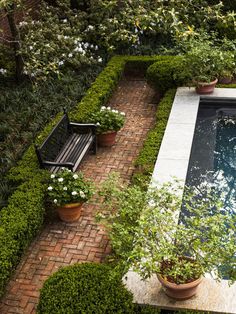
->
[[100, 106, 125, 116]]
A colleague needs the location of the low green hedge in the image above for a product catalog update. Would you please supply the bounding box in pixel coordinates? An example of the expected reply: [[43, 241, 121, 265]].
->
[[0, 56, 126, 298], [1, 55, 164, 297], [37, 263, 134, 314], [132, 89, 176, 187], [146, 56, 188, 94], [2, 53, 235, 300]]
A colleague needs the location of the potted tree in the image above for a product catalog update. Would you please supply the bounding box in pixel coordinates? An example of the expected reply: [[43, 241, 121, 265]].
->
[[184, 38, 235, 94], [87, 106, 125, 147], [47, 168, 93, 222], [97, 175, 236, 300]]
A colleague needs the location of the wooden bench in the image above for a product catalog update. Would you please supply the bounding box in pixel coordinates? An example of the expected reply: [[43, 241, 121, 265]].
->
[[35, 111, 97, 173]]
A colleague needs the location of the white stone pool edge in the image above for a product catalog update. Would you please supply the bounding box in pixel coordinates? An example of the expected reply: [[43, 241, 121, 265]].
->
[[124, 87, 236, 314]]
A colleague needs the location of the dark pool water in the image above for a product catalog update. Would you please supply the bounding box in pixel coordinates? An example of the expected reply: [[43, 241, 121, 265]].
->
[[181, 98, 236, 279], [185, 98, 236, 213]]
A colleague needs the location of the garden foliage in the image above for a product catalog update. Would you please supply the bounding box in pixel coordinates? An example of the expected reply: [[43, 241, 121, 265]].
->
[[0, 66, 102, 208], [37, 263, 134, 314], [146, 56, 187, 94], [1, 0, 236, 80]]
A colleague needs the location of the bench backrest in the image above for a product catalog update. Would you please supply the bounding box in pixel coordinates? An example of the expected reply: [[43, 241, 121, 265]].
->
[[38, 114, 71, 161]]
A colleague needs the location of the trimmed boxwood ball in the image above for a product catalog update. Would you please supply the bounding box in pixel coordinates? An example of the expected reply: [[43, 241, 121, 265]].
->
[[37, 263, 134, 314], [146, 56, 188, 94]]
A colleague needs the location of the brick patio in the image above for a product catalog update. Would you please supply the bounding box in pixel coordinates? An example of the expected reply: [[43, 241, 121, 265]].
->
[[0, 78, 156, 314]]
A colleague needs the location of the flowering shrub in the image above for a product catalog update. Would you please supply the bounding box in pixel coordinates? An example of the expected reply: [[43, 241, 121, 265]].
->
[[47, 169, 93, 206], [88, 106, 125, 134]]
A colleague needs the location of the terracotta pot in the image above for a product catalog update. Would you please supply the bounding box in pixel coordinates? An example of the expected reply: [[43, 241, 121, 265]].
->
[[218, 76, 232, 84], [56, 203, 83, 222], [195, 78, 218, 94], [157, 274, 202, 300], [97, 131, 117, 147]]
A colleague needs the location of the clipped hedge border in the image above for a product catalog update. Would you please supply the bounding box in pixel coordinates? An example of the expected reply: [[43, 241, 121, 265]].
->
[[132, 89, 176, 187], [2, 54, 235, 299], [0, 55, 164, 298]]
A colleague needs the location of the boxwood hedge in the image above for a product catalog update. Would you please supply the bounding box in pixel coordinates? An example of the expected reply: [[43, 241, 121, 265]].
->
[[0, 55, 166, 297], [2, 54, 234, 300], [37, 263, 134, 314]]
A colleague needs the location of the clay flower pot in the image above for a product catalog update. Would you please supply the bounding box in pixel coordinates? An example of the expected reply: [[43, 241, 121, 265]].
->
[[157, 274, 202, 300], [56, 203, 83, 222], [195, 78, 218, 94], [97, 131, 117, 147]]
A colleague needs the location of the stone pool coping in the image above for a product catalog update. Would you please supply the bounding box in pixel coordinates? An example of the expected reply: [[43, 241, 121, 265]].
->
[[124, 87, 236, 314]]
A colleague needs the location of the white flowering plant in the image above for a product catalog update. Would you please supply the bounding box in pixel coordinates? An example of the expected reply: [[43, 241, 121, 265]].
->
[[88, 107, 125, 134], [47, 169, 93, 206]]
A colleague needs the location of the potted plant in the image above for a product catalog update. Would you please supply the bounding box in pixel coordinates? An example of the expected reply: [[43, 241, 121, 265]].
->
[[88, 106, 125, 147], [97, 175, 236, 300], [183, 38, 234, 94], [47, 168, 93, 222]]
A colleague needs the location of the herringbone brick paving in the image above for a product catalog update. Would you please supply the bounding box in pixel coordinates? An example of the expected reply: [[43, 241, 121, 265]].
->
[[0, 78, 156, 313]]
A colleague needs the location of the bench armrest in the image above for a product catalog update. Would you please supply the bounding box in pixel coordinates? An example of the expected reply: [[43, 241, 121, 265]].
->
[[43, 161, 74, 170], [69, 122, 97, 134]]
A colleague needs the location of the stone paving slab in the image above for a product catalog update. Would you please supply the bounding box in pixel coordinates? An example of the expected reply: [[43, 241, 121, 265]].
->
[[0, 79, 156, 314]]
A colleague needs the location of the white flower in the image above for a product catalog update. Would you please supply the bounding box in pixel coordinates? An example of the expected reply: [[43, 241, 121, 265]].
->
[[63, 19, 67, 23], [72, 191, 78, 196], [19, 21, 28, 27], [87, 25, 94, 31], [63, 187, 68, 191], [73, 174, 78, 179], [79, 191, 86, 198], [58, 178, 64, 182], [29, 46, 33, 50], [74, 46, 84, 53], [68, 53, 73, 58], [98, 57, 103, 63], [95, 45, 98, 50], [0, 68, 7, 74], [47, 186, 53, 191], [101, 106, 106, 111], [107, 106, 111, 110], [54, 199, 58, 203], [84, 42, 89, 49], [50, 174, 55, 179], [58, 61, 64, 66], [112, 109, 116, 113], [57, 35, 62, 40], [96, 122, 101, 126], [120, 112, 126, 116]]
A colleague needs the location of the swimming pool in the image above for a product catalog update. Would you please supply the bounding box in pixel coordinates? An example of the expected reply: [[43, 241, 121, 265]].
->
[[185, 98, 236, 214]]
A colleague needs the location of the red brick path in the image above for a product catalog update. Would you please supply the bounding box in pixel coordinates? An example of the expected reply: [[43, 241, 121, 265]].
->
[[0, 79, 156, 313]]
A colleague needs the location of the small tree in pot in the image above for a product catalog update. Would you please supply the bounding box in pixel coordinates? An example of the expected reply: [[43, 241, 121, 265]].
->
[[183, 38, 235, 94], [97, 175, 236, 300]]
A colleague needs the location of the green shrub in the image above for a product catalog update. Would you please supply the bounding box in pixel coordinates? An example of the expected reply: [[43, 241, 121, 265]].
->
[[0, 56, 126, 298], [146, 56, 187, 94], [132, 89, 176, 187], [37, 263, 134, 314]]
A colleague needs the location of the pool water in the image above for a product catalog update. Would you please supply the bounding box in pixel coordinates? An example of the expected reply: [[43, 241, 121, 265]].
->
[[185, 98, 236, 214]]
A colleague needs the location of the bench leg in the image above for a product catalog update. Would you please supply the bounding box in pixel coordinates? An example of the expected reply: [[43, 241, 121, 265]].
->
[[92, 138, 97, 154]]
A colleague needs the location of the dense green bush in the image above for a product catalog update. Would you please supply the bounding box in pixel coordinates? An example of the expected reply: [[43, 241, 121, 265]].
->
[[146, 56, 187, 94], [37, 263, 134, 314], [132, 89, 176, 187]]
